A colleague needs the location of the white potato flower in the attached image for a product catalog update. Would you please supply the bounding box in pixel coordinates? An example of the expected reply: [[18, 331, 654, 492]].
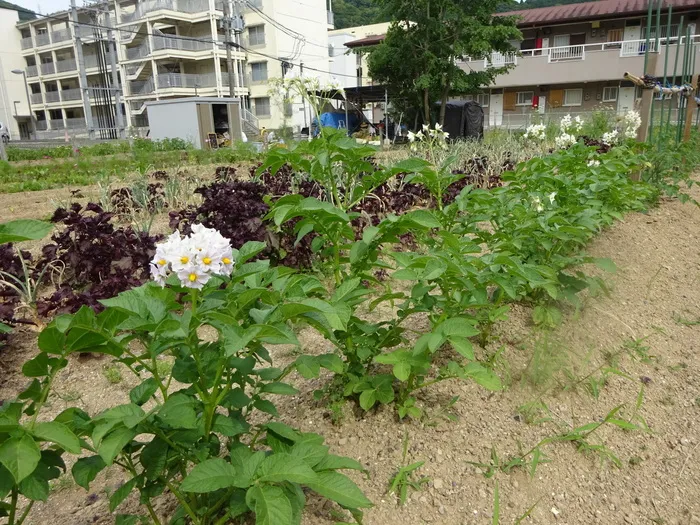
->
[[150, 225, 234, 288], [587, 159, 600, 167], [555, 133, 576, 149]]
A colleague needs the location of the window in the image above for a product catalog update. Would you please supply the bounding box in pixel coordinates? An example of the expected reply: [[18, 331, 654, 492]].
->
[[516, 91, 534, 106], [602, 86, 618, 102], [465, 94, 490, 106], [563, 88, 583, 106], [250, 62, 268, 83], [254, 97, 270, 117], [248, 25, 265, 46]]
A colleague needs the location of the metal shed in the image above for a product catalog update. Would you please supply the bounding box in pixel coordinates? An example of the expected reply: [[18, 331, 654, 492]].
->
[[145, 97, 243, 149]]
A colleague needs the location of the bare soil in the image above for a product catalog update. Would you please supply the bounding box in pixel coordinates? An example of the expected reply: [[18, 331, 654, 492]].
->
[[1, 184, 700, 525]]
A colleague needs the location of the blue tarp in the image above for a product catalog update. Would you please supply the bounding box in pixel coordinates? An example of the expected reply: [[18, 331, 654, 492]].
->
[[313, 112, 361, 136]]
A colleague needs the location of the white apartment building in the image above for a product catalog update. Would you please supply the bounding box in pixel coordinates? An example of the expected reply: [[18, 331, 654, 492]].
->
[[11, 0, 333, 139], [328, 22, 389, 89], [0, 1, 39, 140]]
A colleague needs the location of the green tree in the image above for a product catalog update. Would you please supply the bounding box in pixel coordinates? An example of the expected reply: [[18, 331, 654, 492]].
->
[[367, 0, 522, 126], [333, 0, 389, 29]]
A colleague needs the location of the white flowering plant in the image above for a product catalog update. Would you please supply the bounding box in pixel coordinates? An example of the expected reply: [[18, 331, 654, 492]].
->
[[39, 238, 372, 525], [554, 133, 577, 149], [523, 123, 547, 141], [602, 129, 619, 145]]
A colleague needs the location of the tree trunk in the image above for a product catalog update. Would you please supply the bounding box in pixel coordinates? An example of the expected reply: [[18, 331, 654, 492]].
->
[[423, 88, 430, 125], [439, 78, 450, 126], [413, 111, 419, 132]]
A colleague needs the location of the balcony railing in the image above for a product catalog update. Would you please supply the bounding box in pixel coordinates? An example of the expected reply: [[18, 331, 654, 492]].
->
[[153, 34, 212, 52], [26, 65, 39, 77], [126, 41, 150, 60], [61, 88, 82, 101], [45, 91, 61, 103], [56, 58, 77, 73], [157, 72, 217, 89], [30, 93, 43, 104], [35, 33, 51, 46], [36, 121, 48, 130], [120, 0, 209, 23], [84, 53, 115, 68], [51, 28, 71, 43], [478, 35, 700, 69], [246, 0, 262, 9], [130, 78, 155, 95], [327, 10, 334, 26], [40, 62, 56, 75], [20, 36, 33, 49], [49, 119, 64, 129], [65, 117, 86, 129]]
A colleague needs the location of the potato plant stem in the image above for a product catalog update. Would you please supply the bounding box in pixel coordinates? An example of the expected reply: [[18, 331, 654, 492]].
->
[[166, 480, 199, 524], [15, 500, 34, 525]]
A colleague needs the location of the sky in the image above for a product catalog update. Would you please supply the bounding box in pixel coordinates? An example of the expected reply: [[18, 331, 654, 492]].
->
[[13, 0, 74, 15]]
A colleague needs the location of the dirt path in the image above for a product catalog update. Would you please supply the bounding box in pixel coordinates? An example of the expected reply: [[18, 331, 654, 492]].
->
[[2, 185, 699, 525]]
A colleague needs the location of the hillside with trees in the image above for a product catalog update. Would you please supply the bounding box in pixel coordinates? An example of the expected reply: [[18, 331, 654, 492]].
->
[[333, 0, 602, 28]]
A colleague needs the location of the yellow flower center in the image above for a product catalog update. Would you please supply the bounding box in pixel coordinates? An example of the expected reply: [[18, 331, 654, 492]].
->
[[202, 257, 212, 265], [223, 257, 231, 265], [158, 259, 166, 266], [188, 273, 197, 282], [180, 256, 189, 264]]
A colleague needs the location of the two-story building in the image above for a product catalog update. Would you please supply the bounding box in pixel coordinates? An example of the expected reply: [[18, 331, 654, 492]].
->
[[461, 0, 700, 128]]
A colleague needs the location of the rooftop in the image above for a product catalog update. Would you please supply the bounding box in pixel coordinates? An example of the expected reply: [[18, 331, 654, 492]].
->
[[0, 0, 36, 20], [345, 33, 386, 48], [502, 0, 700, 26]]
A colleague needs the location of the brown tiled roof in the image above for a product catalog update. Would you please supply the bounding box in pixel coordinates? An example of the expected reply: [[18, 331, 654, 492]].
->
[[345, 34, 386, 48], [503, 0, 700, 26]]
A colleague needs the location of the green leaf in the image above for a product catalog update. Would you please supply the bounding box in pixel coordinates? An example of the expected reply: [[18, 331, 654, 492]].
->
[[314, 454, 365, 472], [212, 414, 249, 437], [21, 353, 50, 378], [462, 363, 502, 391], [129, 378, 159, 406], [114, 515, 140, 525], [450, 337, 475, 361], [236, 241, 268, 264], [256, 453, 318, 484], [0, 434, 41, 483], [157, 394, 198, 429], [393, 361, 411, 381], [0, 465, 13, 499], [295, 355, 321, 379], [305, 471, 372, 509], [593, 257, 617, 273], [265, 422, 302, 442], [71, 456, 107, 490], [18, 470, 49, 501], [260, 382, 299, 396], [37, 325, 66, 355], [439, 318, 480, 339], [254, 399, 278, 417], [318, 353, 344, 373], [246, 484, 293, 525], [32, 421, 81, 454], [98, 427, 136, 465], [140, 439, 169, 480], [289, 442, 329, 468], [180, 458, 239, 493], [358, 389, 377, 411], [0, 219, 52, 244], [110, 476, 139, 512]]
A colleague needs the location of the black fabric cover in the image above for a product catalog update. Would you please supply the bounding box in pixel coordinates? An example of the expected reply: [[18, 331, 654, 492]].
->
[[439, 100, 484, 140]]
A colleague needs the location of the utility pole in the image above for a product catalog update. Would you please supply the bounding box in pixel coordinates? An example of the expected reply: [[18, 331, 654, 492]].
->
[[71, 0, 95, 139], [223, 1, 236, 98], [104, 7, 126, 138]]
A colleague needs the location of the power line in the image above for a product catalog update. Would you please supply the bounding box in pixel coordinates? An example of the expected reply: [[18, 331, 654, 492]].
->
[[11, 4, 360, 80]]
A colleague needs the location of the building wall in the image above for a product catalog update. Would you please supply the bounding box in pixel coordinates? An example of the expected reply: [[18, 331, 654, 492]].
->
[[147, 100, 201, 146], [328, 22, 390, 88], [0, 7, 30, 140]]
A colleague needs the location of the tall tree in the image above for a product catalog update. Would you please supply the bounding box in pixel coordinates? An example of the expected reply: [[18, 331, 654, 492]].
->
[[367, 0, 522, 126]]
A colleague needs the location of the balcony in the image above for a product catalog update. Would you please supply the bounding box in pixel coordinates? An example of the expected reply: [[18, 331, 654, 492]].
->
[[465, 36, 700, 89], [45, 91, 61, 103], [120, 0, 209, 23], [157, 72, 217, 89], [130, 78, 155, 95], [35, 33, 51, 46], [66, 117, 86, 129], [30, 93, 43, 104], [20, 36, 33, 49], [327, 10, 334, 27], [36, 121, 48, 130], [51, 28, 71, 43], [61, 88, 82, 101], [40, 62, 56, 75], [126, 42, 150, 61], [84, 53, 115, 68], [49, 119, 64, 129], [26, 65, 38, 78], [56, 59, 77, 73], [153, 34, 212, 53]]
